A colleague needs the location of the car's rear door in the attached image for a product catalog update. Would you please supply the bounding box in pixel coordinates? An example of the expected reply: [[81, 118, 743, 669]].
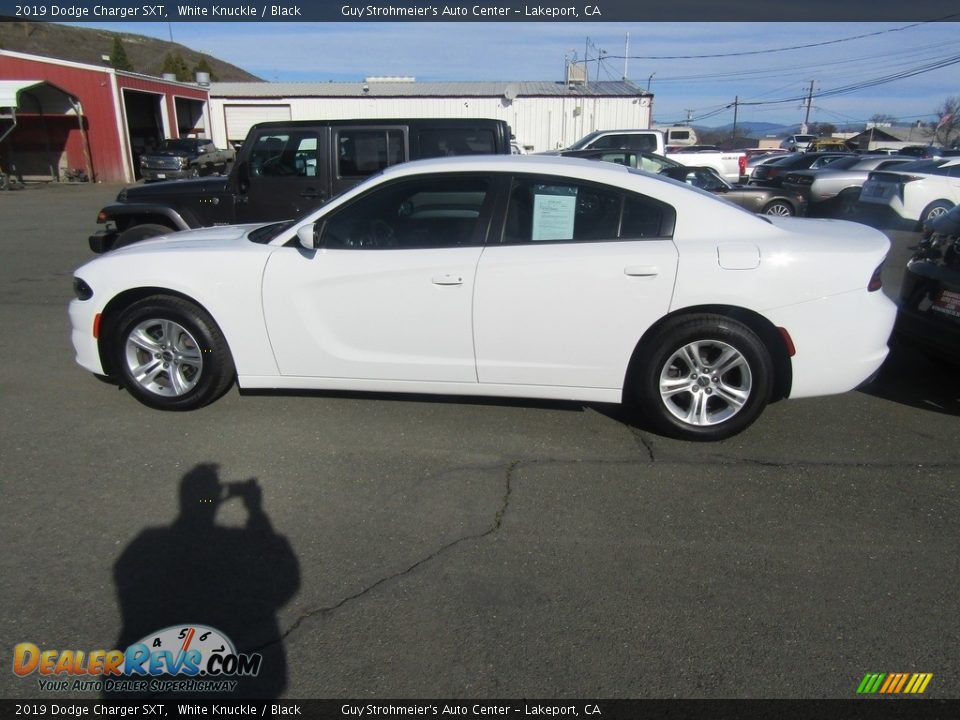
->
[[472, 174, 679, 390]]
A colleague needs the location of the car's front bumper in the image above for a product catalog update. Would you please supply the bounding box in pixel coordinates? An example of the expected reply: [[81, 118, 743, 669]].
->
[[69, 297, 106, 376], [88, 229, 118, 254], [140, 167, 193, 181]]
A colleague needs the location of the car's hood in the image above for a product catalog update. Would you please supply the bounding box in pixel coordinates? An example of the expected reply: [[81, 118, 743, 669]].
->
[[109, 224, 266, 253], [121, 176, 230, 198]]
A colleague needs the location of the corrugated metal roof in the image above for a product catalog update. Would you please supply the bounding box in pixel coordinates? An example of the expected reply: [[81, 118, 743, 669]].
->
[[210, 80, 649, 99]]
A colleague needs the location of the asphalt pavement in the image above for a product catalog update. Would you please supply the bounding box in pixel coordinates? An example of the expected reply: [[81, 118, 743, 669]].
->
[[0, 183, 957, 700]]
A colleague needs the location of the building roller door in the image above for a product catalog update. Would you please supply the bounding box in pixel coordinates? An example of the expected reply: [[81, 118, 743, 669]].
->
[[224, 104, 291, 146]]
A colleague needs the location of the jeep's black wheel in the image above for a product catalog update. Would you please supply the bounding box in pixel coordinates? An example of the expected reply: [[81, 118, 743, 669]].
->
[[113, 223, 173, 250]]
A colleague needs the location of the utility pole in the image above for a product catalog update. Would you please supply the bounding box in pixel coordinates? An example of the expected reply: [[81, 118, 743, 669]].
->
[[802, 80, 815, 134], [685, 109, 694, 123], [732, 96, 739, 145], [623, 32, 629, 81], [584, 37, 590, 86]]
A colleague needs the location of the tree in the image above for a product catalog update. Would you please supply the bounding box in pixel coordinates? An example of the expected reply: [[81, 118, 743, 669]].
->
[[160, 52, 191, 82], [809, 122, 837, 137], [192, 57, 218, 82], [869, 113, 897, 126], [109, 37, 133, 72], [932, 97, 959, 149]]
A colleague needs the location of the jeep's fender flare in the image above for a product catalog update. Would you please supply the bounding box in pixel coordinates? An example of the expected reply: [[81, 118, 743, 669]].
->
[[98, 202, 199, 231]]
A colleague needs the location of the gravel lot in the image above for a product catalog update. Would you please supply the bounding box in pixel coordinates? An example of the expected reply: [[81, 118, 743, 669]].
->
[[1, 183, 957, 700]]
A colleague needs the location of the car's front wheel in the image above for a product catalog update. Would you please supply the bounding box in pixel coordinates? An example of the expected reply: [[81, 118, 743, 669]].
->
[[113, 296, 235, 410], [634, 315, 773, 440]]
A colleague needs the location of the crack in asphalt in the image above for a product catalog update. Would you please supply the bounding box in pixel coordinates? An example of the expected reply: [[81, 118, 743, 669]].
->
[[629, 427, 657, 462], [261, 440, 957, 651], [267, 460, 519, 648]]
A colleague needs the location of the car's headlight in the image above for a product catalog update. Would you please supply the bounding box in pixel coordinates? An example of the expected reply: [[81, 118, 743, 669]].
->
[[177, 156, 189, 166], [73, 277, 93, 301], [139, 156, 147, 166]]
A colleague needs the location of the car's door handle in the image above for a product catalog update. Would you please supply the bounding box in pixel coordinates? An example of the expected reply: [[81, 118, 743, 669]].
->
[[432, 274, 464, 286], [624, 265, 659, 277], [300, 188, 325, 199]]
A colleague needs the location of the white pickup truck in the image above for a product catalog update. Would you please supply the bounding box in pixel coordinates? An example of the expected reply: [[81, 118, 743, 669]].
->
[[564, 129, 746, 182]]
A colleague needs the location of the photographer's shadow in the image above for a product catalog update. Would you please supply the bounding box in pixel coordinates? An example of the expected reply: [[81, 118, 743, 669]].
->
[[111, 464, 299, 698]]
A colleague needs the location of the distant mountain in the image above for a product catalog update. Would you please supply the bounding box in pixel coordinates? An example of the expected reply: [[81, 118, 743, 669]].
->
[[0, 21, 260, 82], [698, 121, 790, 136]]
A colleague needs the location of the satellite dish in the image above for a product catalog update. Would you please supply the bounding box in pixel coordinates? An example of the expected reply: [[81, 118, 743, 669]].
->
[[503, 84, 518, 102]]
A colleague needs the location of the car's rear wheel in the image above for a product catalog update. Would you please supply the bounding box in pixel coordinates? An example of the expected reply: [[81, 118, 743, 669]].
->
[[634, 315, 773, 441], [762, 200, 794, 216], [113, 223, 173, 250], [920, 200, 953, 225], [113, 296, 235, 410], [834, 189, 861, 218]]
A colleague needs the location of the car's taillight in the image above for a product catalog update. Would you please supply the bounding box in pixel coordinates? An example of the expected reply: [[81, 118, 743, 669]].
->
[[738, 155, 747, 176], [868, 263, 884, 292], [899, 175, 925, 184]]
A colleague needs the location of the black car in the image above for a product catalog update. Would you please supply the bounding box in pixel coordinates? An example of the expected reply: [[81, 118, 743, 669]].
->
[[660, 165, 806, 216], [896, 204, 960, 364], [749, 152, 853, 187]]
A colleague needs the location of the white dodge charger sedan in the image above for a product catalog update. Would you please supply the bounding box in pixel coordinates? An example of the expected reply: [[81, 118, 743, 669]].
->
[[70, 156, 896, 440]]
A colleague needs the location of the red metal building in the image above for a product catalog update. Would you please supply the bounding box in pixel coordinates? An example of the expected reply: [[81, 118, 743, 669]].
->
[[0, 50, 211, 183]]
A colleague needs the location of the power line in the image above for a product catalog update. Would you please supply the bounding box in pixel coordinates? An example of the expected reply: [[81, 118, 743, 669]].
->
[[603, 16, 958, 61]]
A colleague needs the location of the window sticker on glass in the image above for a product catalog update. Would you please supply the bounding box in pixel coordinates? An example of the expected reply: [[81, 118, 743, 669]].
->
[[532, 185, 577, 241]]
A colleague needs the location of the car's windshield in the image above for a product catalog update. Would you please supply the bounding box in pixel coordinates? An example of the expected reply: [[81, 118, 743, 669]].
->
[[566, 131, 604, 151]]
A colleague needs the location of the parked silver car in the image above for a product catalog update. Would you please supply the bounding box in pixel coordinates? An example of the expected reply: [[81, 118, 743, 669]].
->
[[782, 155, 915, 215]]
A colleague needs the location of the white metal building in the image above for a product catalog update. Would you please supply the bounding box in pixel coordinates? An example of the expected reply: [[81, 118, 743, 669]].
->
[[207, 79, 653, 153]]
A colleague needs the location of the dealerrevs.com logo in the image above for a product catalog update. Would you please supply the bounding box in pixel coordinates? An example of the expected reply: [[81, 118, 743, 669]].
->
[[13, 625, 262, 693], [857, 673, 934, 695]]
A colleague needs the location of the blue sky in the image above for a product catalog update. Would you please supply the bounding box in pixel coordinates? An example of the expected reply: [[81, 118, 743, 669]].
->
[[77, 21, 960, 127]]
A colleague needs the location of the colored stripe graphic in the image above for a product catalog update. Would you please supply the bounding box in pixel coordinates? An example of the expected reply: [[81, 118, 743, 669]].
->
[[857, 673, 932, 695]]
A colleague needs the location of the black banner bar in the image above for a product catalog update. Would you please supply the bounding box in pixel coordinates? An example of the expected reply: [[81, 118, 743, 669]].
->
[[2, 700, 960, 719], [1, 0, 959, 23]]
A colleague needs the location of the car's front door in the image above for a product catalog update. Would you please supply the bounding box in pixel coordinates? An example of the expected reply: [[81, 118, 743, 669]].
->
[[473, 175, 679, 389], [236, 129, 326, 223], [261, 175, 494, 383]]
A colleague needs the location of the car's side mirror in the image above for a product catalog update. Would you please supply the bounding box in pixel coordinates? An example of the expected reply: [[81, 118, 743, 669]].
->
[[297, 221, 325, 250]]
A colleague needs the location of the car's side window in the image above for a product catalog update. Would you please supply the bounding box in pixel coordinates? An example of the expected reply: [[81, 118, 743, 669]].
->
[[337, 129, 405, 178], [322, 176, 491, 250], [418, 129, 497, 158], [621, 193, 675, 239], [249, 132, 320, 177], [503, 177, 621, 243], [502, 176, 675, 243]]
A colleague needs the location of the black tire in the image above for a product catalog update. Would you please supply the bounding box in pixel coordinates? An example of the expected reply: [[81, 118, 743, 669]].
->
[[762, 200, 795, 217], [919, 200, 953, 225], [834, 189, 862, 219], [113, 296, 235, 410], [113, 223, 173, 250], [633, 315, 774, 441]]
